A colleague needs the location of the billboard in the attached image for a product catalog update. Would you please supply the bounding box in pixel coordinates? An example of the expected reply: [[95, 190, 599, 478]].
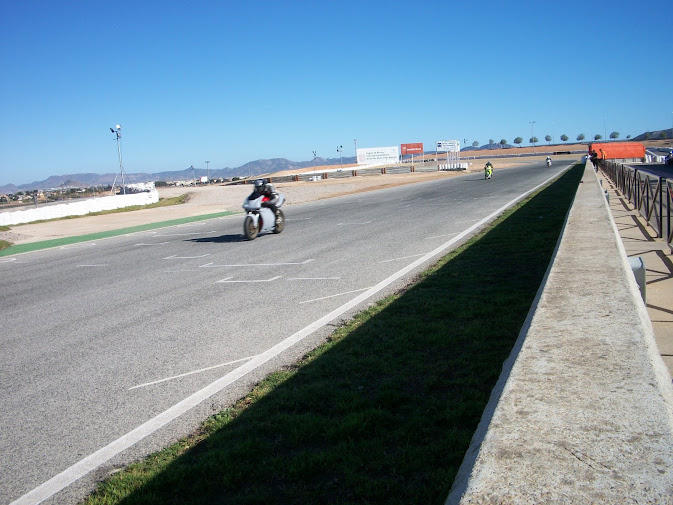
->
[[357, 146, 399, 166], [436, 140, 461, 152], [401, 142, 423, 155]]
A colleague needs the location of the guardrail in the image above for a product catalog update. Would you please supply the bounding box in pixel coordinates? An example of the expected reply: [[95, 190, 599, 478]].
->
[[234, 163, 467, 185], [600, 161, 673, 250]]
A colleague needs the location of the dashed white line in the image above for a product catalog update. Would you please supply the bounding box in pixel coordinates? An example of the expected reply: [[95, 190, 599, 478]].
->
[[128, 355, 258, 390], [164, 254, 211, 259], [216, 276, 281, 283], [134, 242, 170, 246], [378, 253, 426, 263], [299, 287, 372, 304], [202, 259, 314, 268], [425, 232, 460, 239], [287, 277, 340, 281]]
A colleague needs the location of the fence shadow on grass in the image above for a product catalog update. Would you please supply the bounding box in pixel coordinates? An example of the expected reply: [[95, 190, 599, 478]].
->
[[89, 164, 585, 505]]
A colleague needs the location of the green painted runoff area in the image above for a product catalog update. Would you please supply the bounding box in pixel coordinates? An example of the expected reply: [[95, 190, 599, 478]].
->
[[0, 212, 235, 257]]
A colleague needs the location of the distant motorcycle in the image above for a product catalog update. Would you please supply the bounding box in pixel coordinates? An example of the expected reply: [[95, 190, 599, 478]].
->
[[484, 167, 493, 179], [242, 190, 285, 240], [546, 157, 552, 167]]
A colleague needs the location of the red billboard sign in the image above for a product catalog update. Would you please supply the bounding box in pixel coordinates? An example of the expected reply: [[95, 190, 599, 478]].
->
[[401, 142, 423, 155]]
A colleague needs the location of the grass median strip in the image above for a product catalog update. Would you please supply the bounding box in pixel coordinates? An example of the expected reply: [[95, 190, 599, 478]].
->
[[0, 212, 235, 256], [85, 164, 584, 505]]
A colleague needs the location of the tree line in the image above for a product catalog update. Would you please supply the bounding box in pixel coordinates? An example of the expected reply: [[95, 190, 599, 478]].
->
[[466, 131, 654, 148]]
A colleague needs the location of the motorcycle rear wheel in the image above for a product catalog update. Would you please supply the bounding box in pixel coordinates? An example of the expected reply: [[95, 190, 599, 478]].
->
[[273, 209, 285, 234], [243, 215, 259, 240]]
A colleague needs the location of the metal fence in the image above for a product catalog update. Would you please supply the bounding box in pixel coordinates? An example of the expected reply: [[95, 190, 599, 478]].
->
[[601, 161, 673, 250]]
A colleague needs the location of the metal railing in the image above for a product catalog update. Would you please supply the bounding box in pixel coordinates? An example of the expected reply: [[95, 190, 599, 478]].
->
[[601, 161, 673, 249]]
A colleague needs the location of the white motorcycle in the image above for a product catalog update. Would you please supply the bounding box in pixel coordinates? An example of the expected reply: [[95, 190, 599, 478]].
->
[[546, 158, 552, 167], [242, 190, 285, 240]]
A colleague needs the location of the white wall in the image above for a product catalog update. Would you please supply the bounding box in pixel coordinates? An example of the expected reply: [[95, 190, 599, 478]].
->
[[0, 190, 159, 226]]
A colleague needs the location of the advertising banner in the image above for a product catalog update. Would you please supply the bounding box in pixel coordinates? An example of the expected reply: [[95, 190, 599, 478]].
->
[[401, 142, 424, 155], [356, 146, 399, 166], [436, 140, 461, 153]]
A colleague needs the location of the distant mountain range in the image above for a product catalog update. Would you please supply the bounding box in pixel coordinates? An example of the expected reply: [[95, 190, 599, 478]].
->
[[2, 129, 670, 194], [0, 156, 357, 194]]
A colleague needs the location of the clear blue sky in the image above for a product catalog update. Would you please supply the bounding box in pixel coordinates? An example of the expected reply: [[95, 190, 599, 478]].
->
[[1, 0, 671, 186]]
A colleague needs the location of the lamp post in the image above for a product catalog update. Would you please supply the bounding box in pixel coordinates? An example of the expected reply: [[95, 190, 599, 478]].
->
[[109, 125, 127, 195], [353, 139, 357, 160], [205, 161, 210, 184], [529, 121, 536, 153], [337, 145, 343, 167]]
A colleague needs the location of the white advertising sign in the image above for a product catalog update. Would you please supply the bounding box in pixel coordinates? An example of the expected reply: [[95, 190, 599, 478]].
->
[[436, 140, 461, 153], [357, 146, 399, 166]]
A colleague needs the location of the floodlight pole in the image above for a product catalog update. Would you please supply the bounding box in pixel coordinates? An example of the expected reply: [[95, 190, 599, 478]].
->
[[205, 161, 210, 184], [110, 125, 127, 195], [337, 145, 343, 167]]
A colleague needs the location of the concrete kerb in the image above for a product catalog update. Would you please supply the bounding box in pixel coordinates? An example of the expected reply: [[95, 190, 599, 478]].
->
[[446, 161, 673, 504]]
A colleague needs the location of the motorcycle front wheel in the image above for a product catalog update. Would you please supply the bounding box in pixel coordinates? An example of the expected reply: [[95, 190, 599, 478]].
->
[[273, 209, 285, 234], [243, 215, 259, 240]]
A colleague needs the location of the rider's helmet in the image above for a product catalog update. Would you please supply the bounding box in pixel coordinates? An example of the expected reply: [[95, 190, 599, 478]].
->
[[254, 179, 265, 191]]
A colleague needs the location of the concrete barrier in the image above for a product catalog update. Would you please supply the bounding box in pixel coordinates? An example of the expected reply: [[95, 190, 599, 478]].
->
[[447, 162, 673, 504], [0, 190, 159, 226]]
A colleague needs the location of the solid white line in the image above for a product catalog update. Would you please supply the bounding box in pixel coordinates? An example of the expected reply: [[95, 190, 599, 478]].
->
[[337, 221, 371, 226], [59, 243, 96, 249], [76, 264, 109, 268], [11, 168, 566, 505], [299, 287, 372, 304], [128, 356, 258, 390]]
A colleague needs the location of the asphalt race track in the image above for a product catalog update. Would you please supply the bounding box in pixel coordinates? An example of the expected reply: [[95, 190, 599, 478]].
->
[[0, 160, 574, 504]]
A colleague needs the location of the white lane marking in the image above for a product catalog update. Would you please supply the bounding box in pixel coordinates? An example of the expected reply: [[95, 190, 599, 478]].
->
[[12, 169, 566, 505], [216, 276, 281, 283], [378, 253, 426, 263], [0, 257, 17, 263], [337, 221, 371, 226], [59, 243, 96, 250], [425, 232, 460, 240], [128, 356, 258, 390], [287, 277, 340, 281], [299, 287, 372, 304], [202, 259, 314, 268], [164, 254, 211, 259], [76, 264, 109, 268], [134, 242, 170, 247], [155, 231, 216, 237]]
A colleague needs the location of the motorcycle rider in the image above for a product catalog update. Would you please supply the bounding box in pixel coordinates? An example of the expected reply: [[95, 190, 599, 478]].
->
[[546, 156, 552, 166], [253, 178, 280, 214], [484, 161, 493, 179]]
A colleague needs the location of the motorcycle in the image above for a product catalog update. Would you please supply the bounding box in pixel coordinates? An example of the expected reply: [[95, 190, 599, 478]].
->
[[484, 167, 493, 179], [242, 190, 286, 240], [546, 158, 552, 167]]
